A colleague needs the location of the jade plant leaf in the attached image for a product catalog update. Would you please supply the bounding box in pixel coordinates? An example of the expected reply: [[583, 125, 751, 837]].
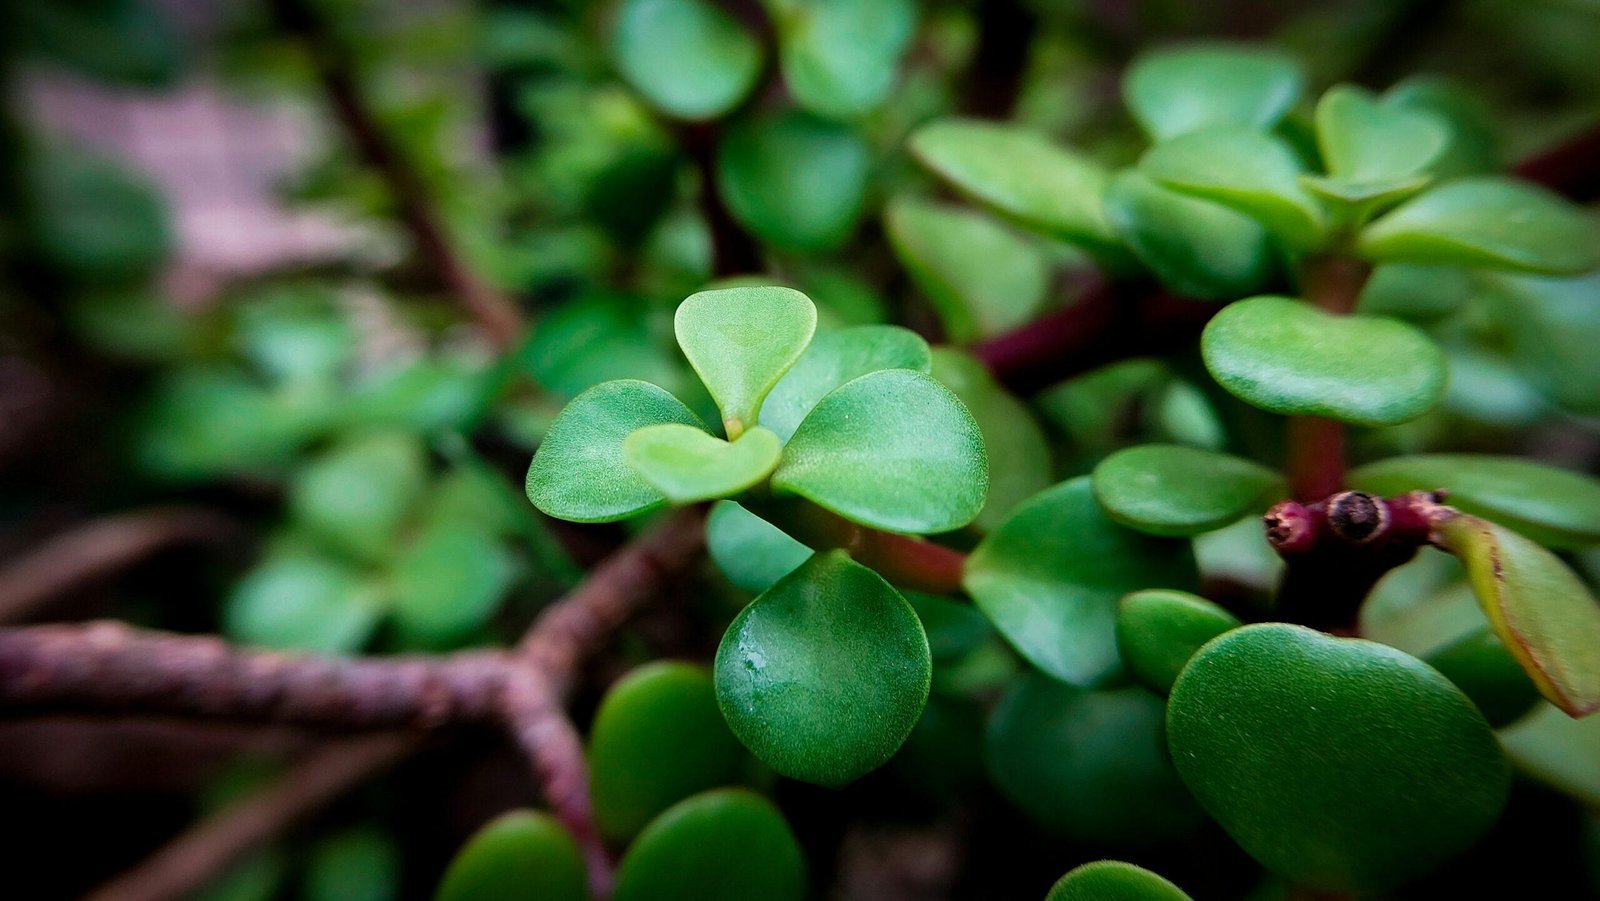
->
[[611, 0, 762, 120], [1431, 513, 1600, 717], [706, 501, 813, 592], [1166, 623, 1510, 893], [1358, 177, 1600, 275], [675, 286, 817, 434], [929, 348, 1052, 531], [718, 110, 870, 252], [623, 424, 782, 504], [987, 677, 1204, 843], [435, 810, 586, 901], [907, 119, 1115, 248], [964, 477, 1199, 686], [288, 432, 427, 563], [1124, 45, 1304, 141], [714, 551, 931, 786], [760, 325, 931, 442], [771, 369, 987, 534], [611, 789, 805, 901], [526, 380, 705, 523], [1355, 263, 1472, 322], [1092, 444, 1284, 537], [1425, 629, 1541, 728], [1384, 76, 1501, 178], [1140, 126, 1325, 248], [1102, 171, 1277, 300], [1200, 296, 1448, 425], [778, 0, 916, 120], [1309, 84, 1447, 207], [223, 552, 382, 654], [884, 198, 1049, 342], [1350, 455, 1600, 549], [1047, 861, 1195, 901], [391, 522, 515, 644], [1116, 589, 1242, 694], [303, 826, 399, 901], [1482, 271, 1600, 416], [589, 662, 752, 842]]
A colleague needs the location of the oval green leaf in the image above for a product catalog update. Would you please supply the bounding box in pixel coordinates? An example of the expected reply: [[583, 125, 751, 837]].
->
[[760, 324, 931, 442], [612, 789, 805, 901], [590, 662, 752, 842], [288, 432, 428, 563], [1140, 126, 1324, 248], [1432, 513, 1600, 718], [1351, 455, 1600, 550], [717, 110, 870, 252], [929, 348, 1052, 531], [885, 198, 1049, 342], [1358, 177, 1600, 275], [435, 810, 586, 901], [778, 0, 916, 119], [907, 118, 1114, 247], [1047, 861, 1195, 901], [1092, 443, 1284, 537], [525, 379, 706, 523], [1201, 296, 1447, 425], [771, 369, 987, 534], [623, 424, 781, 504], [714, 551, 931, 786], [987, 677, 1203, 843], [706, 501, 813, 592], [1102, 170, 1276, 300], [675, 286, 817, 434], [1116, 589, 1242, 695], [611, 0, 762, 120], [391, 522, 515, 644], [964, 477, 1199, 686], [1167, 623, 1510, 893], [1124, 44, 1304, 141]]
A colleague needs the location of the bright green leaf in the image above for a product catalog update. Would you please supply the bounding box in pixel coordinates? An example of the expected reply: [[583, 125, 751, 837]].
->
[[1384, 76, 1500, 178], [1358, 177, 1600, 275], [1124, 45, 1304, 141], [1047, 861, 1195, 901], [1314, 85, 1447, 193], [526, 380, 705, 523], [718, 110, 870, 252], [612, 790, 805, 901], [1350, 454, 1600, 549], [611, 0, 762, 120], [778, 0, 916, 119], [1432, 513, 1600, 718], [1102, 170, 1277, 300], [1140, 126, 1325, 248], [391, 523, 515, 644], [706, 501, 813, 592], [223, 552, 382, 654], [623, 424, 782, 504], [1201, 296, 1447, 425], [1167, 623, 1509, 893], [771, 369, 987, 534], [928, 348, 1052, 531], [964, 477, 1198, 686], [435, 811, 586, 901], [1092, 444, 1284, 537], [714, 551, 931, 786], [675, 286, 817, 433], [761, 325, 930, 442], [1116, 589, 1242, 694]]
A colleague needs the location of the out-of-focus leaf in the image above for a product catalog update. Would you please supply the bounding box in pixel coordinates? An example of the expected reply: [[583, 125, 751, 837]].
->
[[1124, 45, 1304, 140], [1355, 264, 1472, 322], [928, 349, 1051, 531], [288, 432, 428, 563], [435, 811, 586, 901], [1103, 170, 1277, 299], [303, 827, 400, 901], [1092, 444, 1283, 537], [777, 0, 916, 119], [18, 0, 184, 87], [391, 522, 515, 644], [718, 110, 870, 253], [520, 295, 684, 399], [1140, 126, 1325, 248], [611, 0, 762, 120], [611, 790, 806, 901], [28, 149, 173, 284], [224, 552, 383, 654], [1116, 589, 1241, 694]]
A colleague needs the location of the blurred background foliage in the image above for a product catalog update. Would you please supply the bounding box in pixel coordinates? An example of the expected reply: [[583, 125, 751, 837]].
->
[[1, 0, 1599, 897]]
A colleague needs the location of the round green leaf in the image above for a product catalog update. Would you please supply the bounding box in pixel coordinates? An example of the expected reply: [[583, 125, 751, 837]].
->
[[928, 348, 1052, 532], [590, 662, 752, 842], [1350, 454, 1600, 549], [623, 424, 782, 504], [964, 477, 1199, 686], [1092, 444, 1284, 537], [1201, 296, 1448, 425], [223, 552, 382, 654], [770, 369, 987, 534], [435, 810, 586, 901], [778, 0, 916, 119], [1167, 623, 1510, 893], [1102, 170, 1276, 300], [1358, 177, 1600, 275], [391, 523, 515, 644], [714, 551, 931, 786], [288, 433, 428, 563], [1124, 45, 1304, 141], [675, 286, 817, 433], [611, 0, 762, 120], [612, 789, 805, 901], [1139, 126, 1325, 249], [1047, 861, 1195, 901], [706, 501, 813, 592], [1314, 84, 1447, 191], [1116, 589, 1242, 695], [135, 368, 327, 481], [521, 294, 688, 400], [346, 356, 495, 435], [884, 198, 1049, 342], [987, 677, 1203, 843], [1432, 513, 1600, 718], [525, 379, 705, 523], [907, 119, 1115, 247], [717, 110, 870, 252], [1384, 76, 1501, 178], [761, 325, 931, 442]]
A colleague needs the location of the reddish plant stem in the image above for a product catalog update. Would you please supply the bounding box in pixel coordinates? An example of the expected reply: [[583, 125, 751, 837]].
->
[[761, 500, 968, 595], [1515, 120, 1600, 202], [1285, 256, 1373, 502], [268, 0, 524, 349]]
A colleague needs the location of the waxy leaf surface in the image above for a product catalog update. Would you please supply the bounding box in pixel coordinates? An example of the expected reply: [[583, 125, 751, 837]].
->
[[1092, 443, 1283, 537], [675, 286, 816, 433], [1116, 589, 1241, 694], [435, 811, 585, 901], [1140, 126, 1324, 248], [623, 423, 781, 504], [1047, 861, 1195, 901], [761, 324, 930, 442], [1359, 177, 1600, 274], [1102, 170, 1276, 299], [612, 790, 805, 901]]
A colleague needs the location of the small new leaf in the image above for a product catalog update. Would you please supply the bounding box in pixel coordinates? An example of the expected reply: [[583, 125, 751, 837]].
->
[[675, 286, 817, 435], [623, 423, 782, 504]]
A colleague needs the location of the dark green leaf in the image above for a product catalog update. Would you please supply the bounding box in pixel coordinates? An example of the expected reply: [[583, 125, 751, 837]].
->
[[675, 286, 817, 434], [1116, 589, 1242, 694], [1482, 271, 1600, 416], [1124, 45, 1303, 140], [1424, 629, 1540, 728], [1047, 861, 1195, 901], [303, 827, 399, 901], [612, 789, 805, 901], [714, 551, 931, 786], [435, 811, 586, 901], [520, 295, 687, 399], [761, 325, 931, 442], [611, 0, 762, 120], [718, 111, 870, 253], [1092, 444, 1284, 537], [18, 0, 184, 88], [28, 149, 173, 284], [1102, 171, 1277, 300], [706, 501, 813, 592]]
